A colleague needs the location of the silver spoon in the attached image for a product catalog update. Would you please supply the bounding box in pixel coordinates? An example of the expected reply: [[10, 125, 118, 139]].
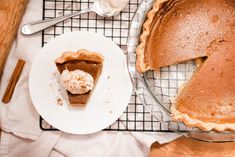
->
[[21, 0, 127, 35]]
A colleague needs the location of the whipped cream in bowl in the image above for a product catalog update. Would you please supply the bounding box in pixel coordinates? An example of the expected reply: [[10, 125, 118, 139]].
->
[[60, 69, 94, 94]]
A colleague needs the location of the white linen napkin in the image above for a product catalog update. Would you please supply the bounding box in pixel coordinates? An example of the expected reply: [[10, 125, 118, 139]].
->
[[0, 0, 180, 156]]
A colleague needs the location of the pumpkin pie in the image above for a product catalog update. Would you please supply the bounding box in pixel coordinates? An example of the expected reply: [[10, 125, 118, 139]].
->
[[55, 49, 104, 106], [136, 0, 235, 131]]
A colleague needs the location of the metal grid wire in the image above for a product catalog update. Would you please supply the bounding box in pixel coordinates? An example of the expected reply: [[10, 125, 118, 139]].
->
[[40, 0, 176, 132]]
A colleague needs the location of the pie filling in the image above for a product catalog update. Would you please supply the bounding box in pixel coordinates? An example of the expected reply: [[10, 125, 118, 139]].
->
[[144, 0, 235, 70], [56, 60, 102, 105]]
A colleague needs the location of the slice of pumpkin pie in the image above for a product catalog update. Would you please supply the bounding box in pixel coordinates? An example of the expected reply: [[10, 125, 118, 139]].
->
[[55, 49, 104, 106]]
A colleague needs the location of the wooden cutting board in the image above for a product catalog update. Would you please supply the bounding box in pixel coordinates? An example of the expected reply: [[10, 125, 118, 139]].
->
[[0, 0, 28, 82]]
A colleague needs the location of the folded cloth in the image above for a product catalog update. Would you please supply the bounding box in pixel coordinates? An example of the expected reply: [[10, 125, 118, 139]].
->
[[0, 131, 62, 157], [0, 0, 180, 156], [0, 131, 149, 157], [54, 132, 150, 157]]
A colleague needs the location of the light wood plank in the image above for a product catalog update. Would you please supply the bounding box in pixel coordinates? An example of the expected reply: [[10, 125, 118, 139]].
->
[[0, 0, 28, 82]]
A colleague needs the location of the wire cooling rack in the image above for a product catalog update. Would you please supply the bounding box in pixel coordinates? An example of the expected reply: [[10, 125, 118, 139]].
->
[[40, 0, 175, 132]]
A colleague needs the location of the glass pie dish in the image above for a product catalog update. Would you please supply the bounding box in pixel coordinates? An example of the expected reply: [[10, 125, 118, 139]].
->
[[126, 0, 235, 142]]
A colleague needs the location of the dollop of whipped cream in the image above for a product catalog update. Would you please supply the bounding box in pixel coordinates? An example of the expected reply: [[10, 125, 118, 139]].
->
[[99, 0, 129, 16], [60, 69, 94, 94]]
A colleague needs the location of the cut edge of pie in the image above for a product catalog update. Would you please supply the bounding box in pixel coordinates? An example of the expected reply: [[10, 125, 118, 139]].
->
[[171, 71, 235, 132], [171, 40, 235, 131], [136, 0, 169, 73], [169, 82, 226, 132], [55, 49, 104, 106]]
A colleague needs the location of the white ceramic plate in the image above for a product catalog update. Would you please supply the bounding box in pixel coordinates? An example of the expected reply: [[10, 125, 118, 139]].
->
[[29, 31, 132, 134]]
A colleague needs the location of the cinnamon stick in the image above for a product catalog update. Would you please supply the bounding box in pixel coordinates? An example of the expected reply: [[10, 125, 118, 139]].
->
[[2, 59, 25, 103]]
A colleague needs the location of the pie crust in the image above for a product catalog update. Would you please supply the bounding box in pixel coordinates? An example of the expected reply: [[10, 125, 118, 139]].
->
[[55, 49, 104, 64], [171, 104, 235, 132], [136, 0, 169, 73]]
